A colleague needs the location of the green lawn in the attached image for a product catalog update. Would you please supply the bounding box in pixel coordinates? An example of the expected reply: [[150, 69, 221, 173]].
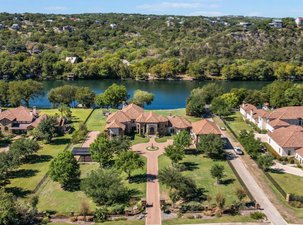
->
[[86, 109, 108, 131], [6, 109, 92, 197], [38, 158, 147, 214], [155, 135, 173, 143], [149, 108, 200, 122], [163, 215, 256, 224], [131, 134, 150, 145], [158, 153, 244, 206], [224, 112, 254, 136], [269, 171, 303, 196]]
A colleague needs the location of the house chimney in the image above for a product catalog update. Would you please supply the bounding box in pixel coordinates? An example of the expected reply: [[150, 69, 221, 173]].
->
[[33, 106, 37, 116]]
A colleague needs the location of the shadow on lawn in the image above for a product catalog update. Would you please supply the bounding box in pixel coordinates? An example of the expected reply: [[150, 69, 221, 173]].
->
[[269, 168, 285, 174], [25, 154, 53, 164], [180, 161, 199, 171], [224, 116, 236, 122], [129, 173, 147, 184], [49, 138, 70, 146], [221, 178, 235, 186], [5, 187, 31, 198], [8, 169, 38, 179]]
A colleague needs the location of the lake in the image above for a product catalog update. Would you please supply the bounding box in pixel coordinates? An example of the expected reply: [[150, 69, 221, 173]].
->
[[29, 80, 272, 109]]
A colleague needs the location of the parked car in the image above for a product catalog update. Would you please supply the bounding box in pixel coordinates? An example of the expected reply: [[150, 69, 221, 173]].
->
[[220, 126, 226, 131], [234, 147, 244, 155]]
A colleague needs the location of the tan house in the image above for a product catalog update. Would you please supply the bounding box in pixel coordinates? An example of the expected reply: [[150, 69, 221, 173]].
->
[[191, 119, 221, 144], [0, 106, 44, 134]]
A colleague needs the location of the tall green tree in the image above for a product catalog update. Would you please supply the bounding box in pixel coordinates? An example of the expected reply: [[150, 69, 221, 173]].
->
[[95, 84, 128, 108], [165, 145, 185, 166], [211, 164, 225, 184], [48, 85, 77, 107], [81, 169, 129, 206], [131, 90, 154, 107], [9, 138, 39, 163], [0, 189, 18, 225], [115, 151, 145, 180], [49, 151, 81, 191], [75, 87, 96, 108], [173, 130, 191, 149], [33, 115, 60, 143], [0, 81, 9, 106], [197, 134, 224, 158], [89, 134, 113, 168]]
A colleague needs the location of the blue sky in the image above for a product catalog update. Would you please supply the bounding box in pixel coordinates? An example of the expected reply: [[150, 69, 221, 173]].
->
[[1, 0, 303, 18]]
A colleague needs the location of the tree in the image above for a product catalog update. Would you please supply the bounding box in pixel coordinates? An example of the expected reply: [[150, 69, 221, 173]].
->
[[95, 84, 128, 108], [33, 116, 60, 143], [75, 87, 96, 108], [210, 96, 233, 117], [236, 188, 247, 204], [165, 145, 185, 166], [72, 123, 88, 144], [89, 134, 113, 168], [58, 103, 72, 121], [173, 130, 191, 149], [95, 207, 109, 222], [115, 151, 145, 180], [0, 189, 18, 225], [210, 164, 225, 184], [131, 90, 154, 107], [81, 169, 129, 206], [215, 193, 226, 216], [49, 151, 81, 191], [48, 85, 77, 107], [9, 138, 39, 163], [0, 81, 9, 106], [0, 153, 13, 181], [257, 154, 274, 171], [197, 134, 224, 158], [262, 81, 293, 108], [8, 80, 43, 107]]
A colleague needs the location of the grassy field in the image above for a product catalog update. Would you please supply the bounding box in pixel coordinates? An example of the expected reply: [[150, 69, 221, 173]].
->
[[6, 109, 92, 197], [269, 171, 303, 196], [155, 135, 173, 143], [38, 158, 147, 214], [150, 108, 200, 122], [223, 112, 254, 136], [158, 153, 244, 206], [163, 215, 256, 224]]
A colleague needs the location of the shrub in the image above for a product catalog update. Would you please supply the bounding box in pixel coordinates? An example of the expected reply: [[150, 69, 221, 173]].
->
[[180, 202, 204, 213], [41, 217, 50, 224], [70, 217, 77, 222], [290, 201, 303, 208], [250, 211, 266, 220], [113, 217, 127, 221], [109, 204, 125, 215], [95, 207, 109, 222], [185, 214, 195, 219]]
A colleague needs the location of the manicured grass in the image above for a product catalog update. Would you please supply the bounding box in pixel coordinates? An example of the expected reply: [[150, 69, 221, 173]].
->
[[162, 215, 256, 224], [224, 112, 253, 136], [131, 134, 150, 145], [269, 171, 303, 196], [6, 109, 92, 197], [155, 135, 173, 143], [158, 153, 244, 206], [38, 158, 146, 214], [86, 109, 109, 131], [149, 108, 200, 122]]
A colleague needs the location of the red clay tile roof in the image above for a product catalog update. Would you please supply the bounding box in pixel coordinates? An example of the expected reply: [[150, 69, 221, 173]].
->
[[266, 106, 303, 120], [136, 112, 168, 123], [268, 126, 303, 148], [0, 106, 36, 122], [106, 111, 131, 123], [122, 103, 144, 120], [105, 120, 126, 130], [168, 116, 192, 129], [29, 114, 47, 128], [296, 147, 303, 157], [192, 119, 221, 135], [253, 109, 268, 119], [268, 119, 290, 129], [241, 103, 257, 113]]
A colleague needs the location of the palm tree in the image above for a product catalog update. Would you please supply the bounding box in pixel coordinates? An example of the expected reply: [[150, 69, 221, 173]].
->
[[215, 193, 225, 216]]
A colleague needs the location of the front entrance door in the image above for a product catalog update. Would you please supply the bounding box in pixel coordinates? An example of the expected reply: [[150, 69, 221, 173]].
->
[[149, 126, 155, 135]]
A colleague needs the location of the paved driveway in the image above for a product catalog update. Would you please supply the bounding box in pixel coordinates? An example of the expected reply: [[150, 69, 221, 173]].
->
[[82, 131, 100, 147], [272, 162, 303, 177], [132, 137, 173, 225], [221, 129, 288, 225]]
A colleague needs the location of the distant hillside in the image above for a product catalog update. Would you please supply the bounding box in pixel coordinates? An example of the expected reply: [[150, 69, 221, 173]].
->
[[0, 13, 302, 81]]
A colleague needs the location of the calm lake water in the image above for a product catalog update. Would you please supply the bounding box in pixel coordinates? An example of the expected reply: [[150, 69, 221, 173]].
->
[[30, 80, 272, 109]]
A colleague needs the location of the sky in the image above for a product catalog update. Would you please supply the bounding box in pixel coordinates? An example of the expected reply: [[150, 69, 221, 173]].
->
[[0, 0, 303, 18]]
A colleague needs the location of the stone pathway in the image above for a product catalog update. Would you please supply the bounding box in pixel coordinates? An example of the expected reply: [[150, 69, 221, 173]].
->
[[132, 137, 173, 225]]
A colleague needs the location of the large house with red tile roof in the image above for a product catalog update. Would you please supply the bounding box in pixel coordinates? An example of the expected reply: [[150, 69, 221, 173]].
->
[[105, 104, 220, 140], [0, 106, 45, 134]]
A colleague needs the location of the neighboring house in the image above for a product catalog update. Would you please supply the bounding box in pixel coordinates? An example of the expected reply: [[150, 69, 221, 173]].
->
[[110, 23, 117, 29], [295, 17, 303, 27], [267, 126, 303, 157], [295, 148, 303, 164], [11, 24, 20, 30], [65, 57, 78, 64], [191, 119, 221, 145], [0, 106, 42, 134], [167, 115, 191, 134], [240, 103, 303, 132], [239, 22, 251, 30], [269, 19, 283, 29], [63, 25, 73, 32]]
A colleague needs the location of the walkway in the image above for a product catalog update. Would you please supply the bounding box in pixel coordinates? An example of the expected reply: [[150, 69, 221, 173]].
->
[[220, 127, 288, 225], [132, 137, 173, 225], [272, 162, 303, 177], [82, 131, 100, 147]]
